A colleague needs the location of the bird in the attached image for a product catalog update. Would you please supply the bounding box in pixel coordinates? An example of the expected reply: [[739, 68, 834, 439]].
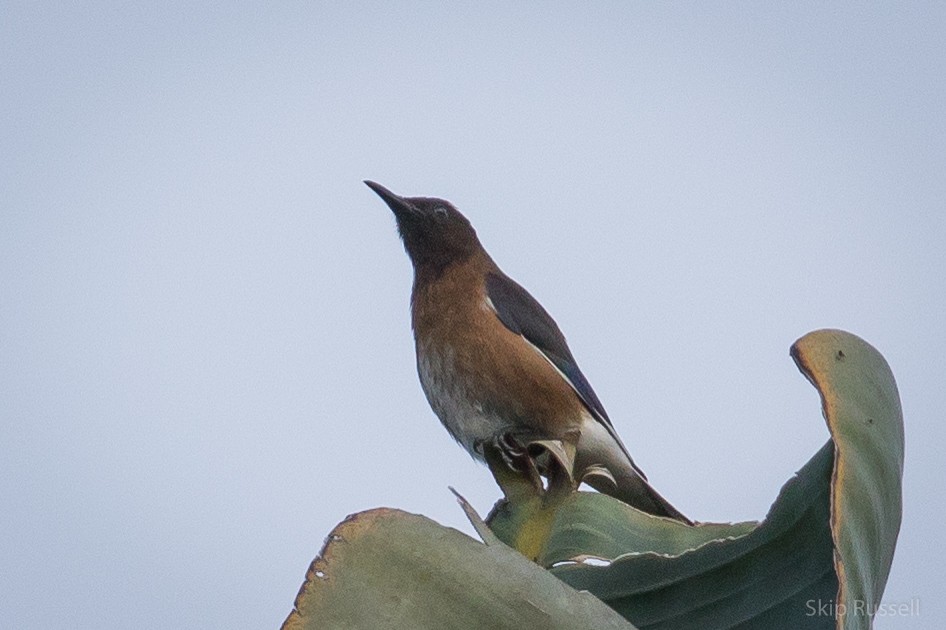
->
[[366, 180, 689, 523]]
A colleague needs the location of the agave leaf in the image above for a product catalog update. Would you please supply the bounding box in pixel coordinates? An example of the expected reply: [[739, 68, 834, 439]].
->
[[489, 489, 757, 566], [550, 443, 838, 629], [791, 329, 904, 629], [283, 330, 901, 629], [487, 329, 903, 629], [281, 508, 636, 630]]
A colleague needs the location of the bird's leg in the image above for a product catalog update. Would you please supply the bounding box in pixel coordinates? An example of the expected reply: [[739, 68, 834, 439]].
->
[[478, 430, 581, 502], [497, 432, 546, 490], [476, 432, 544, 502], [526, 430, 581, 501]]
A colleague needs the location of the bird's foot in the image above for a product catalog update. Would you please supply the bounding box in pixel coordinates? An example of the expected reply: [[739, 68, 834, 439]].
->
[[477, 431, 581, 502]]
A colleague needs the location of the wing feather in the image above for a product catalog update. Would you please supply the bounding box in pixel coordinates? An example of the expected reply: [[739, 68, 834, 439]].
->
[[485, 271, 645, 478]]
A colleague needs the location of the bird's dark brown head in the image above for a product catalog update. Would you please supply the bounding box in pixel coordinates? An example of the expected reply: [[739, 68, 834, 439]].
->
[[365, 180, 482, 272]]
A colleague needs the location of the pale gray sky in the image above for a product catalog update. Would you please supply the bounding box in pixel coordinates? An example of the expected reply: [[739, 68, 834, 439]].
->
[[2, 3, 943, 628]]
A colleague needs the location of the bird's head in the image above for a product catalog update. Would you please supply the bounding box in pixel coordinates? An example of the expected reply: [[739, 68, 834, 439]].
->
[[365, 180, 481, 271]]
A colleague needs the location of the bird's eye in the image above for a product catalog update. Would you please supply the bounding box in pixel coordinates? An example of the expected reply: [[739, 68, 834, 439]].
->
[[434, 206, 449, 220]]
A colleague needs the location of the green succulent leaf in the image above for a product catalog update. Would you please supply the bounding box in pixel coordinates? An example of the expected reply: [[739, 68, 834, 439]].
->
[[487, 329, 903, 630], [792, 329, 904, 629], [283, 329, 902, 629], [281, 508, 636, 630]]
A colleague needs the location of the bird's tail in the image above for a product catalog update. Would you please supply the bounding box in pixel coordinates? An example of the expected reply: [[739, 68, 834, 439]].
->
[[584, 470, 692, 524], [576, 417, 692, 524]]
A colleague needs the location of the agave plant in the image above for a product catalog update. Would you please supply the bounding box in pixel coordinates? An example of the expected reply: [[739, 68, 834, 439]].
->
[[282, 329, 903, 629]]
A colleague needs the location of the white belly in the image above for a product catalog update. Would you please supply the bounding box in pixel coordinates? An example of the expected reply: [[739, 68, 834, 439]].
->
[[416, 342, 506, 459]]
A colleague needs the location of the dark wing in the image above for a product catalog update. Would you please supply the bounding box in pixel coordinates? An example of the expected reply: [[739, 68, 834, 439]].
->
[[485, 272, 695, 519], [485, 272, 644, 474]]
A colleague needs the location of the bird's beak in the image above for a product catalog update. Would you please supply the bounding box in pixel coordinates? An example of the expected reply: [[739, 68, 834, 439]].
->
[[364, 180, 416, 217]]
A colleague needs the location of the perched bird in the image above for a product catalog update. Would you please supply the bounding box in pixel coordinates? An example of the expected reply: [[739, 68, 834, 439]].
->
[[366, 180, 688, 522]]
